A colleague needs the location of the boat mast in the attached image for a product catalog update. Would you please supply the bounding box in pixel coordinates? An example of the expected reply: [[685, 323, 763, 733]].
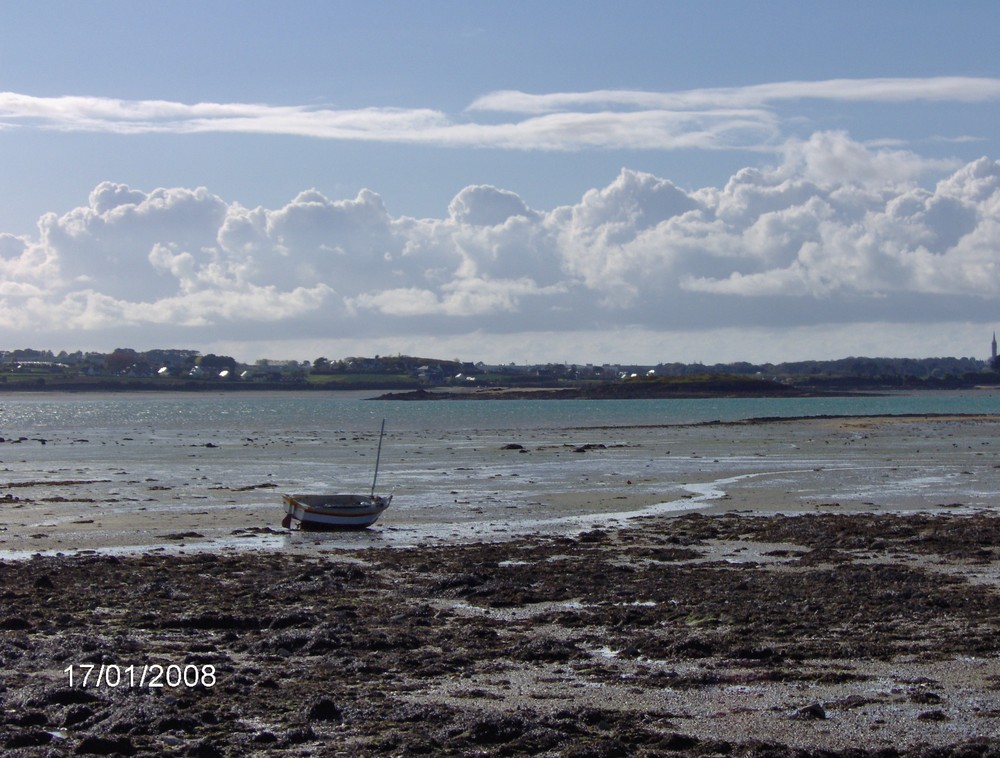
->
[[370, 419, 386, 497]]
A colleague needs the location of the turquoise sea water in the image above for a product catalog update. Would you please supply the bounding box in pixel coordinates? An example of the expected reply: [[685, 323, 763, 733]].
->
[[2, 388, 999, 434]]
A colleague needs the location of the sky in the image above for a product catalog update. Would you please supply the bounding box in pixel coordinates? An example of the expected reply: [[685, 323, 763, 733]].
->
[[2, 1, 1000, 365]]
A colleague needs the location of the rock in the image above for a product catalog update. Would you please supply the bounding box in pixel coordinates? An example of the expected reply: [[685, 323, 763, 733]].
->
[[64, 705, 95, 727], [0, 616, 32, 631], [156, 715, 200, 733], [5, 730, 52, 749], [663, 733, 700, 749], [909, 688, 943, 704], [306, 697, 343, 722], [284, 725, 316, 744], [75, 734, 136, 755], [917, 710, 950, 721], [460, 715, 527, 746], [13, 710, 48, 727], [44, 688, 101, 706], [186, 743, 224, 758], [791, 702, 827, 720], [268, 611, 315, 629], [513, 637, 583, 663]]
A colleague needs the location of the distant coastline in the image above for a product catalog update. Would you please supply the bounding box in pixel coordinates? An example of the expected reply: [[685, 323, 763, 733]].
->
[[373, 377, 871, 401], [3, 374, 999, 397], [2, 347, 998, 395]]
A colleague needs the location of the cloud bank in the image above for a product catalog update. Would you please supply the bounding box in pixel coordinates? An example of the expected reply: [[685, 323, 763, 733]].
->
[[1, 131, 998, 361]]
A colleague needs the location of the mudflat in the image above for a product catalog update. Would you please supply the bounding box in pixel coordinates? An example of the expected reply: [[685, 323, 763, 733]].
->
[[0, 414, 999, 754], [2, 413, 999, 555]]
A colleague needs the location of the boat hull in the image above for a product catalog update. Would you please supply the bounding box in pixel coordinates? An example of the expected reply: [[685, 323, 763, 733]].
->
[[282, 493, 391, 530]]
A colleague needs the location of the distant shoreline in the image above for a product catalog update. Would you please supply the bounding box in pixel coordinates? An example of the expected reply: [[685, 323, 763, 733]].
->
[[1, 375, 997, 397], [0, 379, 373, 393], [373, 383, 871, 401]]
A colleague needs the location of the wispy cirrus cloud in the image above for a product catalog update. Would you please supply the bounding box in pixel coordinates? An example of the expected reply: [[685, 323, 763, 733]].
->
[[0, 92, 447, 138], [0, 91, 773, 150], [470, 77, 1000, 113], [2, 77, 998, 152]]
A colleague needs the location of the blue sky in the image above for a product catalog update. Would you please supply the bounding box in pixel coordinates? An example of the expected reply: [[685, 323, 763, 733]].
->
[[2, 1, 1000, 364]]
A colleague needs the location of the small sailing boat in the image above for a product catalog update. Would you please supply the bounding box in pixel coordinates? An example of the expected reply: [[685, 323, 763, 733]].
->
[[281, 420, 392, 530]]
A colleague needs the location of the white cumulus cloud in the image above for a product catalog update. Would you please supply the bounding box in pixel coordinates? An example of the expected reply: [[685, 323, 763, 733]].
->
[[1, 132, 998, 355]]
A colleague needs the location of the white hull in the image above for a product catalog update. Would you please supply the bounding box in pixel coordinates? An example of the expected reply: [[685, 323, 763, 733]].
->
[[282, 493, 391, 530]]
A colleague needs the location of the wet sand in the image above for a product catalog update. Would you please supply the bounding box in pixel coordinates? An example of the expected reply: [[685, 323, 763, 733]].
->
[[1, 414, 999, 556], [1, 415, 999, 754]]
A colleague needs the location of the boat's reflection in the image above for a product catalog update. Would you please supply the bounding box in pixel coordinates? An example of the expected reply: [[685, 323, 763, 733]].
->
[[283, 527, 387, 548]]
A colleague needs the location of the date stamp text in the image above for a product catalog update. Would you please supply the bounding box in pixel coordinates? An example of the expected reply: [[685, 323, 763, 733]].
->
[[64, 663, 216, 689]]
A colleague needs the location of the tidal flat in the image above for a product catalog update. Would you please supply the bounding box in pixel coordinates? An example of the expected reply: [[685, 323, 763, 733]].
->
[[0, 413, 999, 754], [1, 412, 998, 555]]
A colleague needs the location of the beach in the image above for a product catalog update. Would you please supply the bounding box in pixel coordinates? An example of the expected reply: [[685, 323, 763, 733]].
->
[[2, 409, 999, 556], [1, 409, 999, 754]]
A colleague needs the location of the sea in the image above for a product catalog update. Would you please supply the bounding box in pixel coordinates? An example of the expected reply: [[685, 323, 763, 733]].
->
[[3, 388, 1000, 433], [1, 389, 999, 556]]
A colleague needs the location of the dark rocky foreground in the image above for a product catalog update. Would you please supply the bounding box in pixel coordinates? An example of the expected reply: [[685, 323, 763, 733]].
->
[[1, 512, 999, 756]]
